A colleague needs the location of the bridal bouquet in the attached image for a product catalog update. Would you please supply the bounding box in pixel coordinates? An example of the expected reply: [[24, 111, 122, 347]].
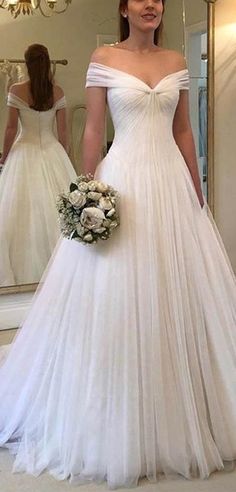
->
[[57, 174, 120, 244]]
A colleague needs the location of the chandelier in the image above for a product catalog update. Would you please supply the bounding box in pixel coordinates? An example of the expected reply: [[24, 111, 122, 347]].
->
[[0, 0, 72, 18]]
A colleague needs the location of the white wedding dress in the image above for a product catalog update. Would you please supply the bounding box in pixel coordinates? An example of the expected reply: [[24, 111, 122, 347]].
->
[[0, 93, 76, 286], [0, 63, 235, 489]]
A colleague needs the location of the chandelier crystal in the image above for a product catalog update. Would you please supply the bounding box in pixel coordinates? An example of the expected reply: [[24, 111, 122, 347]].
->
[[0, 0, 72, 18]]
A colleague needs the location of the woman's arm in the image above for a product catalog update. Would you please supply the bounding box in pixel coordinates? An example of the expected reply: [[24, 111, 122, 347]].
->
[[82, 86, 107, 175], [0, 105, 18, 164], [56, 107, 68, 153], [173, 90, 204, 207]]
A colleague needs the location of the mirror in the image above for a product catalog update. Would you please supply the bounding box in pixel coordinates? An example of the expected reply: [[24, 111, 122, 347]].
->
[[0, 0, 213, 295], [184, 0, 216, 215]]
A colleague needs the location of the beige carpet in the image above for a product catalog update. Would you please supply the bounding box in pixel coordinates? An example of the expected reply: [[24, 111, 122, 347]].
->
[[0, 449, 236, 492]]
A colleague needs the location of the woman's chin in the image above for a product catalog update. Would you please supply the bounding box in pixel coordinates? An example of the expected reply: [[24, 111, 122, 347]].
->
[[138, 20, 161, 33], [138, 24, 159, 35]]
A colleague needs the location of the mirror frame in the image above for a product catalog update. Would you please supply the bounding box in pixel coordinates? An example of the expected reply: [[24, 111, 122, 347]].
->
[[0, 0, 217, 296], [205, 0, 217, 215]]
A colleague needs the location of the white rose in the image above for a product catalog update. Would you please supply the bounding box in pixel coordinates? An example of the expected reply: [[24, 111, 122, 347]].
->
[[106, 208, 116, 217], [96, 182, 108, 193], [78, 181, 89, 192], [69, 190, 86, 208], [80, 207, 105, 230], [83, 233, 93, 242], [93, 227, 106, 234], [88, 180, 98, 191], [87, 191, 102, 201], [99, 197, 113, 210]]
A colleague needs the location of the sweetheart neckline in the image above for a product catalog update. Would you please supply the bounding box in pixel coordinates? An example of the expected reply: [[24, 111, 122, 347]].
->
[[89, 62, 188, 91], [8, 93, 65, 112]]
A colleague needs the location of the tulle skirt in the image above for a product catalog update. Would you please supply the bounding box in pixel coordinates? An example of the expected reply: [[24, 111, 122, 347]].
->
[[0, 140, 76, 286], [0, 143, 236, 489]]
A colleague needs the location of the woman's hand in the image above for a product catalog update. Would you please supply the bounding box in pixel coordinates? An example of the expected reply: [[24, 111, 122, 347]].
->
[[199, 195, 205, 208], [194, 187, 204, 208]]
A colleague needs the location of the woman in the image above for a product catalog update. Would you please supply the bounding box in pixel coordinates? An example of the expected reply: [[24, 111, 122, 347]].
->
[[0, 44, 76, 286], [0, 1, 236, 489]]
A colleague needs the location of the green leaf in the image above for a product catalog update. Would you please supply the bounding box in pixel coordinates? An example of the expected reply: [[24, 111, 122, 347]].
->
[[70, 183, 78, 192]]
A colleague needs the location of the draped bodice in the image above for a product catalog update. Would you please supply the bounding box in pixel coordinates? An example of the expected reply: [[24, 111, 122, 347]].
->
[[86, 62, 189, 154], [7, 93, 66, 147]]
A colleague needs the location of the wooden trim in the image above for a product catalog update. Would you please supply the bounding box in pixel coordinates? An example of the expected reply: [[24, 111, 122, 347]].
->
[[206, 0, 216, 214], [0, 283, 37, 296]]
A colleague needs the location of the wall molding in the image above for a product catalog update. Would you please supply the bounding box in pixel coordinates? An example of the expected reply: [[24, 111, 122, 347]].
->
[[0, 293, 33, 330]]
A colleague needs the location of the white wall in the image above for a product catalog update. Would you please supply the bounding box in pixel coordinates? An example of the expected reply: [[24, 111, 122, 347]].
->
[[163, 0, 207, 53], [184, 0, 207, 27], [163, 0, 184, 52], [215, 0, 236, 271]]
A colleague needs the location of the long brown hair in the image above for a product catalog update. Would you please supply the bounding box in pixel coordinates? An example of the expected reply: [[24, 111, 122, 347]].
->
[[24, 44, 54, 111], [119, 0, 166, 46]]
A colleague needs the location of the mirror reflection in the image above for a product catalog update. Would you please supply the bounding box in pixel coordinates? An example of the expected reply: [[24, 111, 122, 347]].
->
[[0, 0, 207, 291], [0, 46, 76, 287]]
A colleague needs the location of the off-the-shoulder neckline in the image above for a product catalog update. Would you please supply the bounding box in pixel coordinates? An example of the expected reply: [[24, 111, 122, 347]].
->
[[8, 93, 65, 112], [88, 62, 188, 91]]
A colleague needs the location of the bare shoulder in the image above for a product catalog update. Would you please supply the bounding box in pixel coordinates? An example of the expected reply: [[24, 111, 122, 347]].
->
[[9, 81, 28, 95], [53, 85, 64, 101], [90, 46, 113, 65], [168, 50, 187, 70], [158, 49, 187, 71]]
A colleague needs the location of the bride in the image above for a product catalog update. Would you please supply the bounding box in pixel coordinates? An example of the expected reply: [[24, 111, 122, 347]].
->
[[0, 43, 76, 286], [0, 0, 235, 489]]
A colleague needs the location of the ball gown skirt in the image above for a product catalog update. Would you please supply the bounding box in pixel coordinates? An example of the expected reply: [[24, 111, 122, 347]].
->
[[0, 65, 235, 489]]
